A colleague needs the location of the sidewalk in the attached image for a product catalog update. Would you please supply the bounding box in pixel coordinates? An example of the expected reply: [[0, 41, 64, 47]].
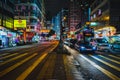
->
[[49, 44, 84, 80]]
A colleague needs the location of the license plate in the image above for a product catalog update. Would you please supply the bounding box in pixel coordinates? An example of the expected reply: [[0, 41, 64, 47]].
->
[[86, 49, 91, 50]]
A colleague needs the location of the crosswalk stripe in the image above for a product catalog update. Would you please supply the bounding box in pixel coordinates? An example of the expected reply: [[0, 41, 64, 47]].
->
[[90, 55, 120, 71], [16, 53, 48, 80], [99, 55, 120, 64], [0, 53, 37, 77], [80, 55, 120, 80], [0, 53, 28, 66], [0, 53, 11, 57], [108, 55, 120, 60], [0, 53, 19, 60]]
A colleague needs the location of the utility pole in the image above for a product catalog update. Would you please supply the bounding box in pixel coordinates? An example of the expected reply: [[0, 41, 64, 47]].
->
[[59, 9, 64, 51]]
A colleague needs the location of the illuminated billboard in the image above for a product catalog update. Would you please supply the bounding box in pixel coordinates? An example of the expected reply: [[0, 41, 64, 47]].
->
[[6, 21, 13, 29], [0, 19, 1, 25], [14, 20, 26, 28]]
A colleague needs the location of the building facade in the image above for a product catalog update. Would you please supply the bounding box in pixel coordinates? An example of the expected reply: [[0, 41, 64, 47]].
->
[[69, 0, 93, 40], [69, 0, 81, 39], [0, 0, 17, 48], [52, 14, 61, 40], [14, 0, 45, 42], [90, 0, 120, 37]]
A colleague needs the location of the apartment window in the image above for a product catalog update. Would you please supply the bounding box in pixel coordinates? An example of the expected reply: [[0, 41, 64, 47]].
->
[[21, 5, 26, 10], [30, 18, 37, 23], [18, 5, 21, 11], [26, 6, 29, 10], [31, 11, 37, 16], [25, 12, 28, 16], [20, 12, 24, 16], [33, 6, 37, 11], [30, 26, 34, 29], [16, 6, 18, 11], [14, 13, 18, 16]]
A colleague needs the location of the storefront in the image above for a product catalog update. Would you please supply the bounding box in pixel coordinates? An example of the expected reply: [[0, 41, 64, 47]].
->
[[0, 26, 18, 48], [0, 27, 8, 48], [7, 32, 17, 47], [94, 26, 116, 38]]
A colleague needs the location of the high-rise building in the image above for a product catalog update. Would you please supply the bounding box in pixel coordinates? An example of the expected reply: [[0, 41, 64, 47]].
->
[[0, 0, 16, 47], [69, 0, 81, 36], [52, 14, 61, 40], [90, 0, 120, 37], [68, 0, 92, 39], [14, 0, 45, 42]]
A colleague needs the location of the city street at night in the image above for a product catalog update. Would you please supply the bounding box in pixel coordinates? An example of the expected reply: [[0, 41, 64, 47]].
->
[[0, 0, 120, 80], [0, 42, 120, 80]]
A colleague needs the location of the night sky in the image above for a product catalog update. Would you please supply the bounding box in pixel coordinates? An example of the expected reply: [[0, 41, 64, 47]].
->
[[45, 0, 69, 20]]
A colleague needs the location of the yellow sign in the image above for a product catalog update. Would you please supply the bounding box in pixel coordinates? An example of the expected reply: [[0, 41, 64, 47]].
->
[[14, 20, 26, 28], [6, 21, 13, 28], [40, 29, 50, 33]]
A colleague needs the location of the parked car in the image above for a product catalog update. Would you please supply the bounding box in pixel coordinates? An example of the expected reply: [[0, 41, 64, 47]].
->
[[94, 37, 111, 52], [0, 40, 3, 48], [63, 39, 71, 46], [69, 39, 77, 48], [108, 35, 120, 53], [63, 39, 77, 48], [75, 40, 97, 53]]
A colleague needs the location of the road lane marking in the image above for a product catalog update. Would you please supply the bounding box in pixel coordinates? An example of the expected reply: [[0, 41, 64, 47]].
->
[[90, 55, 120, 71], [0, 53, 19, 60], [0, 53, 11, 57], [16, 43, 58, 80], [0, 53, 37, 77], [0, 53, 28, 66], [80, 55, 120, 80], [108, 55, 120, 60], [16, 53, 48, 80], [99, 55, 120, 64]]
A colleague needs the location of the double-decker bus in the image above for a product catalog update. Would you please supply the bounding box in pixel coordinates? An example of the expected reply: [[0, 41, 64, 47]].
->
[[82, 26, 94, 42]]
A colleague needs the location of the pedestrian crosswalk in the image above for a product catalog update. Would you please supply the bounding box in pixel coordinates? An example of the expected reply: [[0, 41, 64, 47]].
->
[[90, 55, 120, 71], [63, 45, 120, 80], [0, 43, 58, 80], [108, 55, 120, 60], [98, 55, 120, 64], [80, 54, 120, 80], [0, 53, 19, 60], [0, 47, 119, 80], [78, 54, 120, 80], [16, 53, 47, 80], [0, 53, 37, 77], [0, 53, 28, 66]]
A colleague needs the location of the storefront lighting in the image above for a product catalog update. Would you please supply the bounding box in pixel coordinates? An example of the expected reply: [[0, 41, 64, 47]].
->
[[93, 14, 96, 18], [104, 16, 110, 20], [90, 22, 97, 26], [86, 22, 90, 25], [63, 16, 66, 20]]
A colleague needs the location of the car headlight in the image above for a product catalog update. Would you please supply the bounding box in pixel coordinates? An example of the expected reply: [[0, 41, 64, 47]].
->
[[92, 46, 97, 50], [80, 46, 85, 50], [109, 44, 112, 47]]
